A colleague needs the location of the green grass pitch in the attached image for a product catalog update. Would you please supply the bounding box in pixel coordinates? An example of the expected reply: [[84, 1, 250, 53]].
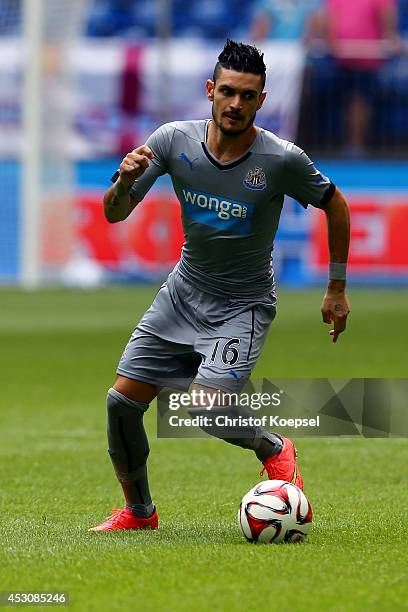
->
[[0, 287, 407, 611]]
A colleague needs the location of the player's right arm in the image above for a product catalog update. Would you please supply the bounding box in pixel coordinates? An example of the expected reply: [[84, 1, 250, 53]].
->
[[103, 145, 154, 223]]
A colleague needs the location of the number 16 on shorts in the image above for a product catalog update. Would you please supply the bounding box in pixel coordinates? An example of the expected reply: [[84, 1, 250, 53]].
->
[[209, 338, 241, 367]]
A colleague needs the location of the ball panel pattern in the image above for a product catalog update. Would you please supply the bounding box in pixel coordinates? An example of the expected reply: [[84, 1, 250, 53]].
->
[[238, 480, 313, 544]]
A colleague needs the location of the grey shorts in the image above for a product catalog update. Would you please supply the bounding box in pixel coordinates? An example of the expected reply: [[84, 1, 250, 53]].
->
[[117, 267, 276, 392]]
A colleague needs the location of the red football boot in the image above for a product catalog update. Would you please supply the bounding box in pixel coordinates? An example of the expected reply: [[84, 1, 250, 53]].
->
[[260, 437, 304, 490], [89, 507, 159, 532]]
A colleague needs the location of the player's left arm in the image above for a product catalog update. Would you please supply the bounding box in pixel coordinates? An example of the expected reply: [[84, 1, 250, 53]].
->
[[321, 187, 351, 343], [282, 143, 351, 342]]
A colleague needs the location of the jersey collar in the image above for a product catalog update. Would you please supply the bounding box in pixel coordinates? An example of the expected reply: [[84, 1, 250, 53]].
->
[[201, 119, 258, 171]]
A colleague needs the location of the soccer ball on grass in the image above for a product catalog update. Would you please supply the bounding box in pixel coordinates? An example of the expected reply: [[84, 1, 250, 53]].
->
[[238, 479, 313, 544]]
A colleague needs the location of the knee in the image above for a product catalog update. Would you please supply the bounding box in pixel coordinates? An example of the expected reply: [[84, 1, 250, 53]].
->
[[107, 387, 149, 416], [113, 375, 157, 404]]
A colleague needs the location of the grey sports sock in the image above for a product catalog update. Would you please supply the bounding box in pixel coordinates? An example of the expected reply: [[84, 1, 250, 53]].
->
[[187, 404, 282, 460], [126, 502, 155, 519], [107, 387, 153, 517]]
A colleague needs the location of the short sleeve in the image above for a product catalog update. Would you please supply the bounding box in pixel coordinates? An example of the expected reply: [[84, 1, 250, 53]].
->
[[129, 122, 176, 203], [145, 122, 176, 173], [283, 142, 335, 209]]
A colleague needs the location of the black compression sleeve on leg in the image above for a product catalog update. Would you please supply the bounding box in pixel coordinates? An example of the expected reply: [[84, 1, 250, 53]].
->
[[187, 405, 282, 460], [106, 388, 153, 512]]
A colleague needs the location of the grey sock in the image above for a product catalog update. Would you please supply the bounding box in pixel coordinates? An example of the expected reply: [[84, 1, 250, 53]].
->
[[126, 502, 155, 519], [107, 388, 153, 510], [187, 404, 283, 459], [255, 433, 283, 462]]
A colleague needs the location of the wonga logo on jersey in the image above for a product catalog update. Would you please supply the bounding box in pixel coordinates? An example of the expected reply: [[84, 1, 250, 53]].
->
[[181, 188, 254, 235]]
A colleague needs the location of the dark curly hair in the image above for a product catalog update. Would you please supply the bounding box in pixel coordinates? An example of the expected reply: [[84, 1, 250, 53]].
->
[[213, 39, 266, 90]]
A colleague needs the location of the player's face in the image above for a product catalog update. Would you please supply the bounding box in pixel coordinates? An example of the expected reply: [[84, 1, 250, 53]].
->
[[206, 68, 266, 136]]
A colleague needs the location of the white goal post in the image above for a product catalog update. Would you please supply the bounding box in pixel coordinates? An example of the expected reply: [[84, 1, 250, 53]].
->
[[20, 0, 89, 287]]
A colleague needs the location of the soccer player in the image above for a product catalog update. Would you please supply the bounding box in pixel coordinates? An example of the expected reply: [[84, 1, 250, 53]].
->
[[90, 39, 350, 531]]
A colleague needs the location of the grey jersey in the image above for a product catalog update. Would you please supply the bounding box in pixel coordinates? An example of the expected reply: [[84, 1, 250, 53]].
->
[[128, 120, 334, 299]]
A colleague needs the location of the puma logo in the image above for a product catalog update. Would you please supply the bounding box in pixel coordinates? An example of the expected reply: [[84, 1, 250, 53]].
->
[[179, 152, 199, 170]]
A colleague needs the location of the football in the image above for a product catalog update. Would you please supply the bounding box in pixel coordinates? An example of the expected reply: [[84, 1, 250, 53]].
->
[[238, 480, 313, 544]]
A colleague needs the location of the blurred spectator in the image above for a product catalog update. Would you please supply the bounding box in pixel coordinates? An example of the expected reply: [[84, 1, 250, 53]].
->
[[85, 0, 254, 40], [86, 0, 155, 39], [319, 0, 401, 155], [249, 0, 322, 42], [400, 0, 408, 36], [0, 0, 21, 35]]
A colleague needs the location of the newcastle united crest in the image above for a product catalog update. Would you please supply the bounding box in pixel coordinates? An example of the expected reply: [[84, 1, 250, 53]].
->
[[243, 166, 266, 190]]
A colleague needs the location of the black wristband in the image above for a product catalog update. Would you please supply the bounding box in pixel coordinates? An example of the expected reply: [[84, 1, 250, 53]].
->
[[110, 170, 120, 183]]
